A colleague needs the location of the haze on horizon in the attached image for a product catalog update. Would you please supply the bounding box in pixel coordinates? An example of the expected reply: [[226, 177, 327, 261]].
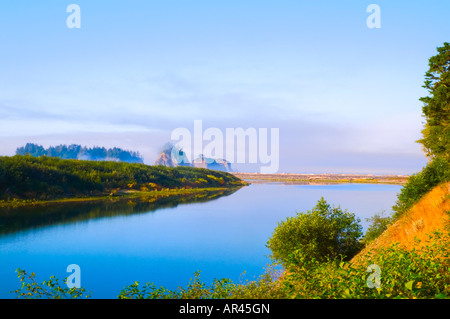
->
[[1, 1, 449, 174]]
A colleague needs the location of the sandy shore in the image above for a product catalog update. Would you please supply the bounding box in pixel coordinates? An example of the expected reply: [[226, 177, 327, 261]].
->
[[231, 172, 409, 185]]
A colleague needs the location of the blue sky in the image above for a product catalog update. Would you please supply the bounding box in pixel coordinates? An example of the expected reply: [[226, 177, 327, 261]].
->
[[0, 1, 449, 174]]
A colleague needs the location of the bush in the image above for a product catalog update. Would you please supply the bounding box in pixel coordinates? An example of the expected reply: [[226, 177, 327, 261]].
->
[[281, 231, 450, 299], [392, 157, 450, 219], [266, 198, 363, 265], [362, 211, 393, 245], [118, 268, 286, 299], [12, 268, 91, 299]]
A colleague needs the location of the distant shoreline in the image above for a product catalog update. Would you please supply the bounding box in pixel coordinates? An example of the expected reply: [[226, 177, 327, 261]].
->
[[231, 172, 409, 185]]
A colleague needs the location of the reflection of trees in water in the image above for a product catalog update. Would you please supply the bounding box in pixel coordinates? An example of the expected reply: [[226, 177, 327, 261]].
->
[[0, 188, 240, 236]]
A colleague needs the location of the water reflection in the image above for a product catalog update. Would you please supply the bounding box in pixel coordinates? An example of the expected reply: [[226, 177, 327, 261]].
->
[[0, 188, 240, 237]]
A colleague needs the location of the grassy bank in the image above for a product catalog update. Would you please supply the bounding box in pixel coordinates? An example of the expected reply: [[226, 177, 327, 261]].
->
[[0, 155, 247, 205]]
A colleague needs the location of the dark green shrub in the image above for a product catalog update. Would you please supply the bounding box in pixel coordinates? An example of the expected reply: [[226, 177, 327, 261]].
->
[[266, 198, 363, 265], [392, 157, 450, 219], [362, 211, 393, 245]]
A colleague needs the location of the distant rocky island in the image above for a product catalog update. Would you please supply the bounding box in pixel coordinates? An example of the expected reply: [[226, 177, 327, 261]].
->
[[154, 144, 233, 173]]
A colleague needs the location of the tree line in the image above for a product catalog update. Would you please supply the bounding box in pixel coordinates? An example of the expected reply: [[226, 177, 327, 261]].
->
[[16, 143, 144, 163]]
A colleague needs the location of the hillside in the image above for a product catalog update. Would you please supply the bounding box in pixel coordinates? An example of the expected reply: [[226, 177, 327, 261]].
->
[[352, 182, 450, 264], [0, 155, 246, 202], [269, 182, 450, 299]]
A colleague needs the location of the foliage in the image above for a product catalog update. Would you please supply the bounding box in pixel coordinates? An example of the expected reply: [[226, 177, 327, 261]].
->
[[118, 271, 233, 299], [281, 231, 450, 299], [266, 198, 363, 265], [362, 211, 393, 245], [16, 143, 144, 163], [0, 155, 245, 201], [417, 42, 450, 162], [118, 267, 286, 299], [12, 268, 91, 299], [392, 157, 450, 219], [391, 42, 450, 220]]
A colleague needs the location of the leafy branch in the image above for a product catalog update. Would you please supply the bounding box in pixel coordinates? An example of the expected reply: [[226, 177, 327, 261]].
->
[[12, 268, 91, 299]]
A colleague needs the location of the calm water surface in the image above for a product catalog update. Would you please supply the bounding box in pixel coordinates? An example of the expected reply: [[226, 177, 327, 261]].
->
[[0, 183, 401, 298]]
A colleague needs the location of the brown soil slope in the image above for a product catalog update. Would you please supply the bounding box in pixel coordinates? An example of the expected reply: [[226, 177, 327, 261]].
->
[[352, 182, 450, 265]]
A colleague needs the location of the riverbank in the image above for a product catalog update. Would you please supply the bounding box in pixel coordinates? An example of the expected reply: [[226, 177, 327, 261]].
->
[[0, 155, 247, 207], [231, 172, 409, 185]]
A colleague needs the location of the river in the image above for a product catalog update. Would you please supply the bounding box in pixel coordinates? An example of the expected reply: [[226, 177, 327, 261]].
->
[[0, 182, 401, 298]]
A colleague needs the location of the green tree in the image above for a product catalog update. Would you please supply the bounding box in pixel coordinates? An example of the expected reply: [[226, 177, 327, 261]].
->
[[362, 211, 393, 245], [418, 42, 450, 162], [392, 43, 450, 220], [392, 157, 450, 218], [266, 198, 363, 265]]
